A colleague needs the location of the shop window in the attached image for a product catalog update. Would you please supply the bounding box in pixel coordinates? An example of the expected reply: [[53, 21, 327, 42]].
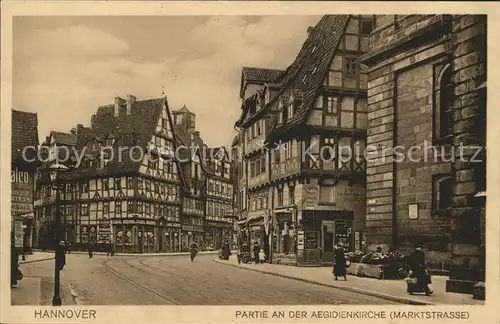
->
[[433, 175, 452, 211]]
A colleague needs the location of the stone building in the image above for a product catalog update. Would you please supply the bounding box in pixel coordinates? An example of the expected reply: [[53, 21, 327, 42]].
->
[[11, 110, 39, 253], [360, 15, 486, 293]]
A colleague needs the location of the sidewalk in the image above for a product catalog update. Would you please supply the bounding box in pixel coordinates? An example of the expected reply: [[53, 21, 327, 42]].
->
[[11, 276, 74, 306], [32, 249, 218, 257], [19, 252, 54, 264], [214, 258, 484, 306]]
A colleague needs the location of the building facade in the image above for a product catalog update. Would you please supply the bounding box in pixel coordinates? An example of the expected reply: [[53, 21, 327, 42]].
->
[[11, 110, 39, 253], [360, 15, 486, 292], [263, 15, 371, 265], [173, 107, 206, 250], [34, 96, 184, 253], [234, 67, 285, 256], [203, 147, 234, 249]]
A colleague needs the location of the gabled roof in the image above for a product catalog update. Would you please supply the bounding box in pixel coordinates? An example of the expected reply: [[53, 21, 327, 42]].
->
[[267, 15, 350, 139], [12, 110, 39, 164], [234, 93, 258, 128], [173, 105, 193, 115], [240, 67, 285, 99], [242, 67, 285, 84], [50, 131, 77, 146]]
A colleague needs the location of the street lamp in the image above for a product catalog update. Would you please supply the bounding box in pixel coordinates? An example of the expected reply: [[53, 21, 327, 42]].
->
[[48, 163, 68, 306]]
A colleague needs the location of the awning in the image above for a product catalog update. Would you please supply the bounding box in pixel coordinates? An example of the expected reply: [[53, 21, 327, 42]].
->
[[246, 215, 264, 225]]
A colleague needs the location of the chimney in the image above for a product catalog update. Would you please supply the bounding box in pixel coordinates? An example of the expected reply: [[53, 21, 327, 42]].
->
[[126, 95, 136, 115], [91, 115, 96, 128], [194, 131, 200, 137], [114, 97, 125, 117], [307, 26, 314, 35]]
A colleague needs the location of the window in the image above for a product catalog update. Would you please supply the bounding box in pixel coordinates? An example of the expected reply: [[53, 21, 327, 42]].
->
[[434, 64, 453, 139], [115, 201, 122, 214], [114, 178, 121, 190], [256, 121, 262, 135], [127, 177, 133, 189], [127, 201, 134, 212], [103, 202, 109, 214], [137, 201, 144, 213], [81, 203, 89, 216], [433, 175, 452, 211], [102, 179, 109, 190], [361, 18, 373, 34], [80, 181, 89, 193], [162, 118, 169, 129], [277, 188, 284, 207], [344, 57, 357, 77], [327, 97, 338, 114], [289, 185, 295, 205], [319, 186, 336, 204]]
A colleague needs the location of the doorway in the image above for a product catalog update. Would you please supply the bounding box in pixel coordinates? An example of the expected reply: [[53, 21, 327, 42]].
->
[[321, 220, 335, 262]]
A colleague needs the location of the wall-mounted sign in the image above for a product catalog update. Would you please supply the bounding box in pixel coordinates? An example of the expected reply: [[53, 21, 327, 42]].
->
[[11, 170, 34, 216], [303, 185, 318, 208], [409, 204, 419, 220]]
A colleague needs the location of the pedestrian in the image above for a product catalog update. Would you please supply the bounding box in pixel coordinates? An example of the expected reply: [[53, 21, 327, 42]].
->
[[258, 249, 265, 264], [11, 236, 22, 287], [333, 243, 347, 281], [66, 242, 72, 254], [88, 242, 93, 259], [407, 245, 433, 295], [253, 243, 260, 264]]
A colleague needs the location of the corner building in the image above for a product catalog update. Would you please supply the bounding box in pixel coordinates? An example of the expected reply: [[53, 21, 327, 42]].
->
[[360, 15, 486, 293]]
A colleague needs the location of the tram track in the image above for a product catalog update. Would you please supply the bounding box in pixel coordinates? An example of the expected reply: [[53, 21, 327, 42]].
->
[[101, 258, 180, 305]]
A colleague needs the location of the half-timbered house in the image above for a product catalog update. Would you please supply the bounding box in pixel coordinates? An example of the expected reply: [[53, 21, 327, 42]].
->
[[173, 106, 206, 250], [264, 15, 372, 265], [234, 67, 284, 256], [203, 147, 234, 249]]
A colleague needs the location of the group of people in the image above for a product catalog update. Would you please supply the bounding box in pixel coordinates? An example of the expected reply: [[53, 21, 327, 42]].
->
[[331, 243, 433, 295]]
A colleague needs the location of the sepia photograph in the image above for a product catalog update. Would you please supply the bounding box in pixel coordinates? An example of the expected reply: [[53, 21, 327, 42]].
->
[[1, 2, 498, 324]]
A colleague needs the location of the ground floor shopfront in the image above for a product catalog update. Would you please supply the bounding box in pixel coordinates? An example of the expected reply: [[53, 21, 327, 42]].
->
[[204, 221, 232, 250], [181, 224, 204, 251], [271, 209, 362, 265]]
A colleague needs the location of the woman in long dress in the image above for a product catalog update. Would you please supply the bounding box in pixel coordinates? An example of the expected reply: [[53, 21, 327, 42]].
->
[[333, 244, 347, 281]]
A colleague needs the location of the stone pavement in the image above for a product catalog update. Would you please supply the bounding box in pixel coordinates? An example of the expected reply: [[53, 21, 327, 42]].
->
[[214, 257, 485, 306], [32, 249, 218, 257]]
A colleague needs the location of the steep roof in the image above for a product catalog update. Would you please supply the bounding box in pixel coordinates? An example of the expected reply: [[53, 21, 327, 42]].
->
[[267, 15, 350, 139], [12, 110, 39, 165], [51, 131, 77, 146], [234, 94, 258, 128], [173, 105, 193, 115], [240, 67, 285, 99]]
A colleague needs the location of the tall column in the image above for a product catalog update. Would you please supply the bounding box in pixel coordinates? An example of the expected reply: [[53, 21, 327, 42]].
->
[[447, 14, 486, 293]]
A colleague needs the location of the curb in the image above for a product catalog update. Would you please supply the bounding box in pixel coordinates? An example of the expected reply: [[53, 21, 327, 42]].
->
[[66, 283, 90, 305], [213, 259, 436, 306], [20, 257, 55, 265], [32, 250, 218, 257]]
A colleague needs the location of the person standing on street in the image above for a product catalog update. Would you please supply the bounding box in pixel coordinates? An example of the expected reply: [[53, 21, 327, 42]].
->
[[253, 243, 260, 264], [11, 236, 22, 287], [88, 242, 93, 258], [333, 244, 347, 281], [407, 245, 433, 295]]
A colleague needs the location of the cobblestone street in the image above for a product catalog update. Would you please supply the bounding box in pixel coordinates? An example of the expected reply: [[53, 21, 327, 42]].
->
[[13, 253, 397, 305]]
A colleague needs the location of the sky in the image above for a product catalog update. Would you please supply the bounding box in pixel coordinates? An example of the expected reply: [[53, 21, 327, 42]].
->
[[13, 15, 321, 147]]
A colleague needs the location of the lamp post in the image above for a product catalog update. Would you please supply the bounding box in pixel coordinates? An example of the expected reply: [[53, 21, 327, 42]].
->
[[48, 163, 68, 306]]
